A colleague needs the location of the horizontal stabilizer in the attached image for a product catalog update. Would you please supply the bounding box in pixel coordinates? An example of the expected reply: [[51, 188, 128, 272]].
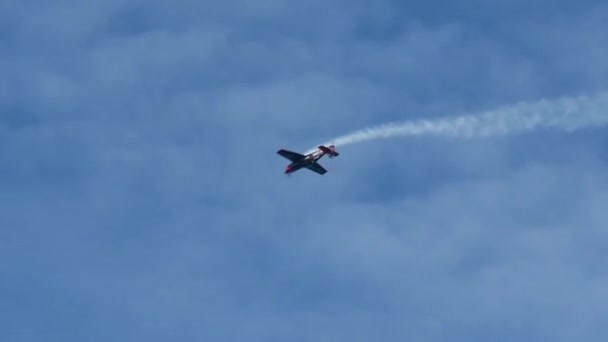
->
[[318, 145, 339, 158]]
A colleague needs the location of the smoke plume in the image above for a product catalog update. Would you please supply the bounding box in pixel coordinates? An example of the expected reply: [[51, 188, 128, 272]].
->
[[310, 92, 608, 152]]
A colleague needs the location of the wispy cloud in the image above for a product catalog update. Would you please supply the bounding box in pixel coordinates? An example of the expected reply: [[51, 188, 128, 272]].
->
[[2, 1, 608, 341]]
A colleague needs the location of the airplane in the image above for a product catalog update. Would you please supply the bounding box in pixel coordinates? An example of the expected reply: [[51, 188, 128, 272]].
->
[[277, 144, 340, 175]]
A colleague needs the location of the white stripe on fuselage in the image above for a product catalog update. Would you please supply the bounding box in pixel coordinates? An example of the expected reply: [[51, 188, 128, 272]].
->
[[304, 150, 324, 162], [308, 150, 323, 158]]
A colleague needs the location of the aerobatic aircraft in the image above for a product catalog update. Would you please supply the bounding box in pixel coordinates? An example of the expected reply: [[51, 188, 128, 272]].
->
[[277, 145, 339, 175]]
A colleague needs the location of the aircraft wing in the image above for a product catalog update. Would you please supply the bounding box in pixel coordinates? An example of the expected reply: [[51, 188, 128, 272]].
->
[[306, 162, 327, 175], [277, 149, 305, 162]]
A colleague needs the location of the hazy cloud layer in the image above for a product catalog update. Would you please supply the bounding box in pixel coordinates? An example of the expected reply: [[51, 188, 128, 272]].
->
[[2, 1, 608, 341]]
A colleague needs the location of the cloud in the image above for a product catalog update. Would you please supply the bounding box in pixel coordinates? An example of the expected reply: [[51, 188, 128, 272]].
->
[[300, 154, 608, 340], [2, 0, 608, 341]]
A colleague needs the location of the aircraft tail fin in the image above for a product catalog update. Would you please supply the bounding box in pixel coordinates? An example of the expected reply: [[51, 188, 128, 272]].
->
[[318, 145, 340, 158]]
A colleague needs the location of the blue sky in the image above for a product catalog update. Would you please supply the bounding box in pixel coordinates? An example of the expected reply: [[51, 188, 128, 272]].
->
[[2, 1, 608, 341]]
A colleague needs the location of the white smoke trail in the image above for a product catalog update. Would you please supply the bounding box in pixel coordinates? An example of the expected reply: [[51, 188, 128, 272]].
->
[[309, 91, 608, 152]]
